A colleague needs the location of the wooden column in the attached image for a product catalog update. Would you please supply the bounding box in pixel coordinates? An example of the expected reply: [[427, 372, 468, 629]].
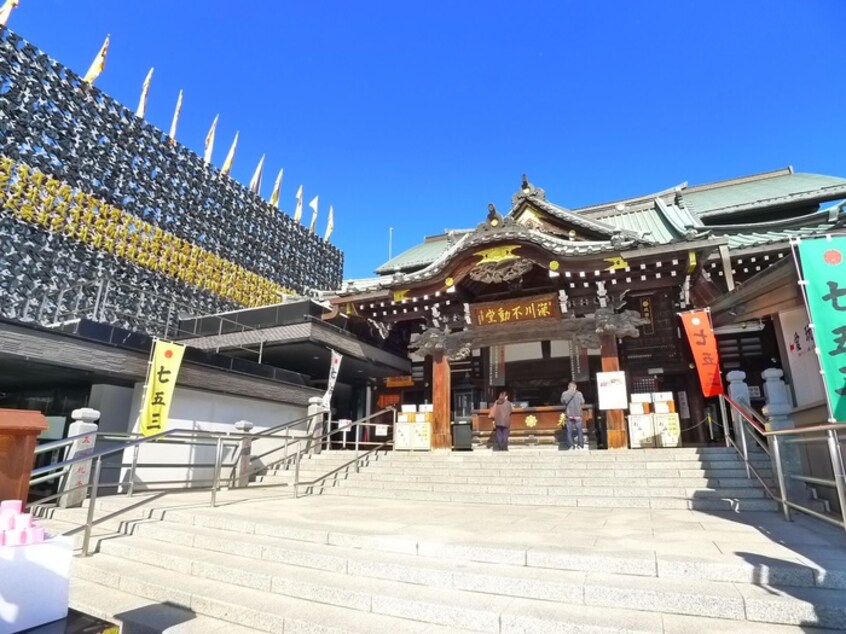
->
[[600, 335, 628, 449], [432, 351, 451, 449]]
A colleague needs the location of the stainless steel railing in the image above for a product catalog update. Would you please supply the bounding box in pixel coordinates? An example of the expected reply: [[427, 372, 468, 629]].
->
[[30, 411, 327, 555], [721, 394, 846, 532]]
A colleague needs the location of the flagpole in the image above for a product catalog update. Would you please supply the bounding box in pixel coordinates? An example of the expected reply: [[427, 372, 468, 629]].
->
[[789, 237, 838, 423]]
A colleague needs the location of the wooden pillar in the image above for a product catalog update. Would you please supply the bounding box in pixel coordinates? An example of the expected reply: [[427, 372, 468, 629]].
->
[[600, 335, 628, 449], [432, 351, 451, 449]]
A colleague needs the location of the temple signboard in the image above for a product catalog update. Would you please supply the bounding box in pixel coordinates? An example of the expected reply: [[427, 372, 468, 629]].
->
[[471, 293, 560, 327]]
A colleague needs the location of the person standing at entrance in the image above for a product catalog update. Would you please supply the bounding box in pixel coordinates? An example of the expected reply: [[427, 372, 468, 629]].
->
[[561, 381, 586, 450], [489, 390, 513, 452]]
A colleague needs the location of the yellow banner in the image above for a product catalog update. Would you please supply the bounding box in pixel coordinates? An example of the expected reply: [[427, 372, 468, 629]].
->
[[140, 340, 185, 436]]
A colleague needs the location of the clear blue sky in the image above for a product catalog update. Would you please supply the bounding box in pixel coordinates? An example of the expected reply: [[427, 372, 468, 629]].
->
[[10, 1, 846, 280]]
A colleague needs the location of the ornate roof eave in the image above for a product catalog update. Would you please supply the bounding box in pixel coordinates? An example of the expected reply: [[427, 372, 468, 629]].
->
[[696, 183, 846, 219], [706, 205, 846, 234], [653, 197, 706, 240]]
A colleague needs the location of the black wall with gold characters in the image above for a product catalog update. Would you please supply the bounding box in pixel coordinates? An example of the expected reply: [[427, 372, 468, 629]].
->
[[0, 28, 342, 331]]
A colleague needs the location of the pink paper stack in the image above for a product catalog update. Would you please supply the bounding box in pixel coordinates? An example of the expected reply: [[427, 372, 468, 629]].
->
[[0, 499, 49, 547]]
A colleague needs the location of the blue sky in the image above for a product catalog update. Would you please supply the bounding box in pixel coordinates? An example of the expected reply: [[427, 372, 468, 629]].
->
[[10, 1, 846, 279]]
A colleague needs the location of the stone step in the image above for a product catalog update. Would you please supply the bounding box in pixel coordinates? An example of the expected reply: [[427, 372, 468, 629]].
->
[[309, 479, 767, 498], [341, 474, 768, 488], [378, 457, 770, 468], [351, 467, 769, 479], [68, 578, 257, 634], [72, 555, 476, 633], [108, 513, 843, 591], [89, 535, 846, 629], [43, 498, 846, 593], [317, 486, 778, 510]]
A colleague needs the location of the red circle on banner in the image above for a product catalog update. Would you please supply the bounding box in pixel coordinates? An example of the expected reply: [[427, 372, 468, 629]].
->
[[164, 350, 173, 358], [824, 249, 843, 265]]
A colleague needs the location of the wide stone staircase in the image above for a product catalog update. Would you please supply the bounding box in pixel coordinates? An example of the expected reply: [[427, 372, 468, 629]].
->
[[285, 446, 779, 512], [35, 447, 846, 633]]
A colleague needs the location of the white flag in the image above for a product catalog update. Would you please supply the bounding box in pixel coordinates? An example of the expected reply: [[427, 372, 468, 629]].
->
[[204, 114, 219, 163], [293, 185, 303, 222], [321, 350, 343, 410], [249, 154, 265, 194], [168, 89, 183, 144], [136, 67, 154, 119], [221, 131, 238, 177], [0, 0, 20, 27], [308, 195, 319, 233], [83, 34, 110, 84], [269, 168, 283, 208], [324, 205, 334, 242]]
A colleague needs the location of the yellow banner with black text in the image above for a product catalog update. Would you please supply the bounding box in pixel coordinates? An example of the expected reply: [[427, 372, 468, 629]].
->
[[140, 340, 186, 437]]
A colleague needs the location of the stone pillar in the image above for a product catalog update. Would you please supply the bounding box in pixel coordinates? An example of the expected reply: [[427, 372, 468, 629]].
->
[[432, 351, 451, 449], [726, 370, 750, 446], [58, 408, 100, 508], [306, 397, 325, 455], [234, 420, 253, 488], [600, 335, 627, 449], [762, 368, 805, 501]]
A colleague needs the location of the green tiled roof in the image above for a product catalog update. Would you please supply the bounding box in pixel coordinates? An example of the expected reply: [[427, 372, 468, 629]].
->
[[375, 232, 468, 275], [684, 173, 846, 217], [597, 207, 677, 243], [717, 202, 845, 250]]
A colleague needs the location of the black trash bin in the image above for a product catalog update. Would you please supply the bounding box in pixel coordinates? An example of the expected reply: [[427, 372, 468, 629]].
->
[[451, 416, 473, 451]]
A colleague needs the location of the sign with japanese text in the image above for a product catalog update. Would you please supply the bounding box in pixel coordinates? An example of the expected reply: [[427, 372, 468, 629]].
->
[[797, 237, 846, 420], [385, 375, 415, 388], [140, 339, 185, 437], [597, 371, 628, 410], [680, 309, 724, 397], [639, 296, 655, 335], [471, 293, 560, 327], [570, 339, 589, 383], [489, 344, 506, 386], [321, 349, 344, 409]]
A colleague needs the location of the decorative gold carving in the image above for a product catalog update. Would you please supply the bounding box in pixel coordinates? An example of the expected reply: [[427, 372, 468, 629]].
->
[[604, 255, 628, 271], [525, 415, 538, 428], [474, 245, 521, 265], [445, 277, 455, 287], [393, 289, 409, 302], [688, 251, 697, 273], [549, 260, 560, 271], [469, 258, 533, 284]]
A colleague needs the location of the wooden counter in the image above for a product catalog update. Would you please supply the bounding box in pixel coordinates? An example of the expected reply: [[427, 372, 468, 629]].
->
[[471, 405, 594, 434]]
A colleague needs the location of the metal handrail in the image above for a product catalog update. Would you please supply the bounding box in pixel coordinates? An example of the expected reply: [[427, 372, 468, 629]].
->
[[720, 394, 846, 533]]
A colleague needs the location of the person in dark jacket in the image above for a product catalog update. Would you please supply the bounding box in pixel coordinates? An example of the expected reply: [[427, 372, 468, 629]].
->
[[490, 390, 513, 452], [561, 381, 586, 450]]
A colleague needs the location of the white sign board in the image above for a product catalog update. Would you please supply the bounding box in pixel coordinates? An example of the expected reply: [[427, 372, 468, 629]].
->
[[628, 414, 656, 449], [394, 422, 431, 451], [597, 371, 628, 410], [375, 424, 389, 437], [654, 413, 682, 448], [778, 307, 825, 407]]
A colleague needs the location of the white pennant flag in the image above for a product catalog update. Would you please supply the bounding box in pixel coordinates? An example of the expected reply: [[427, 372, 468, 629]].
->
[[321, 350, 343, 410], [308, 195, 319, 233], [0, 0, 20, 27], [249, 154, 265, 194], [220, 131, 239, 177], [293, 185, 303, 222], [324, 205, 334, 242], [136, 67, 154, 119], [204, 114, 219, 163], [168, 89, 183, 144], [269, 168, 283, 209]]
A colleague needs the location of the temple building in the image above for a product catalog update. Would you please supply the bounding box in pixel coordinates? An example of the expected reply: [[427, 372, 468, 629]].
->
[[327, 168, 846, 449]]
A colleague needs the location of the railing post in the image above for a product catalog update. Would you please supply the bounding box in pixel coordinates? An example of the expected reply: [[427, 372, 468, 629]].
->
[[293, 449, 301, 499], [81, 456, 103, 557], [771, 436, 791, 521], [726, 370, 751, 446], [739, 418, 751, 479], [718, 395, 731, 448], [210, 437, 223, 508], [307, 397, 325, 456], [354, 421, 360, 474], [826, 429, 846, 533], [234, 420, 254, 488], [127, 443, 140, 497], [762, 368, 805, 501]]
